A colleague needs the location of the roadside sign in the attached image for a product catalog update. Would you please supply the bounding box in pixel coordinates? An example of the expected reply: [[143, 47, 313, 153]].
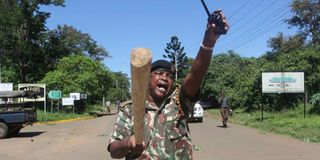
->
[[48, 90, 61, 100], [0, 83, 13, 91], [62, 98, 74, 106], [19, 84, 46, 101], [262, 72, 304, 93], [70, 93, 80, 100], [80, 93, 87, 99]]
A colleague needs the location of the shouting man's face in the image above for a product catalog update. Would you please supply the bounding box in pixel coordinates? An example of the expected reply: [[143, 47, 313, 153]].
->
[[148, 69, 174, 102]]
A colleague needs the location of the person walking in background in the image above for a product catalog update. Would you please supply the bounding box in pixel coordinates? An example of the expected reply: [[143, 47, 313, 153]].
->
[[115, 100, 121, 113], [106, 100, 111, 114], [218, 91, 230, 128]]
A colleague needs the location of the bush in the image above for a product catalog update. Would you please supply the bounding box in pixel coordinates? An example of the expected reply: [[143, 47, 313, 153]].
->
[[309, 93, 320, 114]]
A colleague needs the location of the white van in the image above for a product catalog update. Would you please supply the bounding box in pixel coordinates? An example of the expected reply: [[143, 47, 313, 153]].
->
[[188, 102, 203, 122]]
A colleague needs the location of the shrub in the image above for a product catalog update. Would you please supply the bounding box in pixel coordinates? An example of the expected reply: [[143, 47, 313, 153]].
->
[[309, 93, 320, 114]]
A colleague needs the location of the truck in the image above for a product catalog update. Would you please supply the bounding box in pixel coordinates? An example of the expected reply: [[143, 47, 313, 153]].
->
[[0, 90, 37, 139]]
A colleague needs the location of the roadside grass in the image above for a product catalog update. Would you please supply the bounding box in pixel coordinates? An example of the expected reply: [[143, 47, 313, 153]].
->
[[207, 105, 320, 143], [37, 104, 116, 122], [37, 110, 90, 122], [37, 104, 109, 122]]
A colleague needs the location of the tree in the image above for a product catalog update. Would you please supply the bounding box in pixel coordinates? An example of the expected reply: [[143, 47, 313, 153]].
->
[[106, 72, 130, 102], [0, 0, 65, 83], [40, 55, 113, 105], [163, 36, 189, 82], [267, 32, 306, 56], [42, 25, 110, 63], [0, 1, 110, 83], [202, 51, 258, 109], [286, 0, 320, 46], [38, 25, 110, 78]]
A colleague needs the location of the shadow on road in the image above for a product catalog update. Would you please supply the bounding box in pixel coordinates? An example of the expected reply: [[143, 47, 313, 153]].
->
[[216, 125, 231, 128], [90, 111, 118, 117], [10, 131, 46, 138]]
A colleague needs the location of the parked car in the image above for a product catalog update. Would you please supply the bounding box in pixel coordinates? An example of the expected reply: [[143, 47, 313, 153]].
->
[[188, 102, 203, 122], [199, 101, 214, 109], [0, 90, 37, 139]]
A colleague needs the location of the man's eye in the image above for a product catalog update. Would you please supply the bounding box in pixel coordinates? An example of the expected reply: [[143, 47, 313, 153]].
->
[[154, 71, 162, 75]]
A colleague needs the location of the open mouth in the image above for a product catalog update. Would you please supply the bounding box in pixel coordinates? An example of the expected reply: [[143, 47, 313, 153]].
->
[[156, 80, 168, 95]]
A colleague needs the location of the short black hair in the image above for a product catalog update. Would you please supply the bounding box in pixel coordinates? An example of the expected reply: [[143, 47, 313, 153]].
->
[[151, 60, 174, 75]]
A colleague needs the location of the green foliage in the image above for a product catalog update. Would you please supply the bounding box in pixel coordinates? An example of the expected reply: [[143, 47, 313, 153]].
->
[[202, 44, 320, 112], [310, 93, 320, 106], [287, 0, 320, 46], [202, 51, 261, 110], [106, 72, 130, 102], [266, 33, 306, 55], [259, 34, 320, 111], [0, 64, 19, 83], [0, 0, 129, 109], [37, 110, 89, 122], [0, 1, 109, 84], [42, 25, 110, 63], [40, 55, 113, 104], [0, 0, 65, 83], [163, 36, 189, 81], [309, 93, 320, 114]]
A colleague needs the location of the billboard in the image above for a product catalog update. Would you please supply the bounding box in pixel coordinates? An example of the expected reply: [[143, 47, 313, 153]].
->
[[262, 72, 304, 93], [18, 84, 46, 101], [62, 98, 74, 106], [0, 83, 13, 91], [70, 93, 80, 100]]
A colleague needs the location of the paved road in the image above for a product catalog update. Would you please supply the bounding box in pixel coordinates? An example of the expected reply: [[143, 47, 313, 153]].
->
[[1, 113, 320, 160], [191, 113, 320, 160]]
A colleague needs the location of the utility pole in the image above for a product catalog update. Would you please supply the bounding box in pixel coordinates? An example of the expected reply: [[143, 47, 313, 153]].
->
[[116, 79, 118, 89], [102, 85, 105, 108], [174, 53, 178, 82], [0, 62, 2, 83]]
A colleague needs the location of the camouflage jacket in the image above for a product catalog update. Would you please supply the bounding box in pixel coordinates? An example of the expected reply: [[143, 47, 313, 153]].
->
[[108, 85, 197, 160]]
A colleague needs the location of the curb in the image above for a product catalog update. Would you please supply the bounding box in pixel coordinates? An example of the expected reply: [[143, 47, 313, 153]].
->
[[34, 116, 95, 125]]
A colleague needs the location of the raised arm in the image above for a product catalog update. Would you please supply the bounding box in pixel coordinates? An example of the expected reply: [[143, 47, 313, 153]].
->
[[182, 10, 228, 98]]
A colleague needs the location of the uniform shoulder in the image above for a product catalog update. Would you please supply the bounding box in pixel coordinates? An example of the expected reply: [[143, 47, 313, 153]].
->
[[172, 84, 181, 96], [120, 100, 132, 110]]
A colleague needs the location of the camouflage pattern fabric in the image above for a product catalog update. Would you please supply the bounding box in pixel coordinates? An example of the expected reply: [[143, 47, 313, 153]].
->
[[108, 85, 196, 160]]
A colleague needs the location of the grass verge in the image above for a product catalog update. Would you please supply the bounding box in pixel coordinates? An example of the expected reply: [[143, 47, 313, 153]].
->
[[37, 110, 90, 122], [36, 104, 110, 122]]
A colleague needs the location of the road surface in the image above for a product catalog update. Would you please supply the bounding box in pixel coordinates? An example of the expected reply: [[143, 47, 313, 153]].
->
[[1, 113, 320, 160]]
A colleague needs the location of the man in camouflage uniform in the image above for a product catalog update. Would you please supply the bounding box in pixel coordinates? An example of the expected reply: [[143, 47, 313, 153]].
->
[[108, 10, 228, 160]]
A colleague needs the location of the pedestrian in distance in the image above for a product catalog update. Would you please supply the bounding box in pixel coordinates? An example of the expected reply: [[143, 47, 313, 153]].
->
[[106, 100, 111, 114], [115, 99, 121, 113], [218, 91, 231, 128], [108, 10, 229, 159]]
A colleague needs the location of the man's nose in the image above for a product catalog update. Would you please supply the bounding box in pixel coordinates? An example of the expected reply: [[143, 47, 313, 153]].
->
[[159, 73, 170, 81]]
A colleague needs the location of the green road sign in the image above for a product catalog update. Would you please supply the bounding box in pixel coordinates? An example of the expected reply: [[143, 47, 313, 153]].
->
[[48, 90, 61, 100]]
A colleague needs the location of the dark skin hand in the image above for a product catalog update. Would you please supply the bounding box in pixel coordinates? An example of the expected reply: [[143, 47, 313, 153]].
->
[[184, 10, 228, 99], [109, 135, 145, 159], [109, 10, 228, 159]]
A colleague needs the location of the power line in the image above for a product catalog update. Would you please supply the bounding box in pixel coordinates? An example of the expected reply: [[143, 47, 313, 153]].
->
[[227, 0, 279, 37], [228, 0, 251, 20], [217, 2, 291, 51], [226, 2, 290, 43], [229, 17, 290, 51], [186, 0, 252, 51], [187, 1, 292, 55], [229, 0, 266, 27], [220, 11, 290, 52]]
